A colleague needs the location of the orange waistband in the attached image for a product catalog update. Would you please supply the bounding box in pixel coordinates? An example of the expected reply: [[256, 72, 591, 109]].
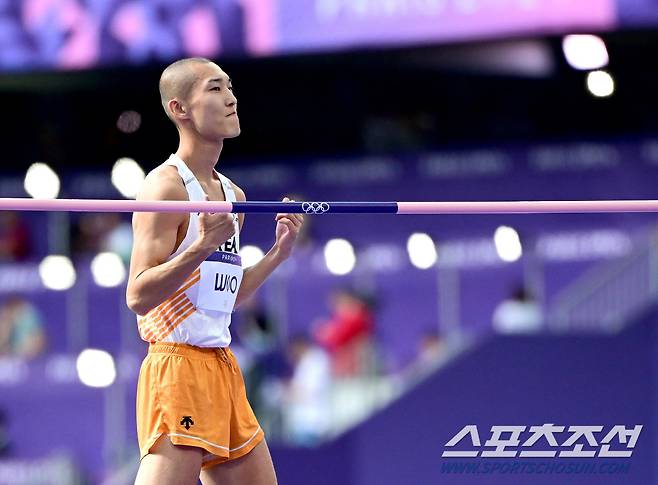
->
[[148, 342, 232, 361]]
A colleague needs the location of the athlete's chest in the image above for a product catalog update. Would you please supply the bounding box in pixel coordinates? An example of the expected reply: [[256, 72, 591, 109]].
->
[[198, 178, 226, 202], [174, 178, 230, 250]]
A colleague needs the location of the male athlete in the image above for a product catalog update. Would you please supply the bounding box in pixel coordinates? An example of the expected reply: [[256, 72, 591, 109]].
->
[[127, 57, 303, 484]]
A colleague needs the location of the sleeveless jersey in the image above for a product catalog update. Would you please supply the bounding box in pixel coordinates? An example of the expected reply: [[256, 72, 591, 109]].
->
[[137, 154, 241, 347]]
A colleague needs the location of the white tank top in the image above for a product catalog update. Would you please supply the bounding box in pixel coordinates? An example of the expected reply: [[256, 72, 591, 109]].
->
[[137, 154, 241, 347]]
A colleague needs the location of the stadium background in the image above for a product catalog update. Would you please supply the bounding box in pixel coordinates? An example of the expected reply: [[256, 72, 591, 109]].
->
[[0, 0, 657, 483]]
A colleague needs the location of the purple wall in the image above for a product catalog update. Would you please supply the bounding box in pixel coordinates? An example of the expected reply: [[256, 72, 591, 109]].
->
[[271, 306, 658, 484]]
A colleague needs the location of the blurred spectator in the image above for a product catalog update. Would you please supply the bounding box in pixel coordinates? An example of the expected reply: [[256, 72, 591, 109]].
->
[[237, 297, 278, 356], [0, 212, 32, 261], [101, 213, 133, 263], [71, 213, 121, 257], [235, 297, 285, 415], [492, 285, 543, 334], [416, 331, 444, 369], [283, 335, 332, 446], [70, 214, 102, 256], [314, 288, 376, 377], [0, 295, 46, 359], [402, 330, 446, 381], [0, 409, 9, 457]]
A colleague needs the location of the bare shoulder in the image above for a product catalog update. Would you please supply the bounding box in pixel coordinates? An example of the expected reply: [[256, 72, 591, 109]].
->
[[229, 179, 246, 202], [138, 165, 188, 202]]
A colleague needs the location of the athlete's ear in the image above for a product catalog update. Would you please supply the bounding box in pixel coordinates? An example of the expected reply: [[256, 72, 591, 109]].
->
[[168, 99, 189, 120]]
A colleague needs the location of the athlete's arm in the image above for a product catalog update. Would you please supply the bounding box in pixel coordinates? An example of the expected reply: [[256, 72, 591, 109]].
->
[[234, 186, 303, 308], [126, 169, 235, 315]]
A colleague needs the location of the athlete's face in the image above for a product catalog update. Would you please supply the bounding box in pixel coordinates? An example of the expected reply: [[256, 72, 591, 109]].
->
[[186, 63, 240, 141]]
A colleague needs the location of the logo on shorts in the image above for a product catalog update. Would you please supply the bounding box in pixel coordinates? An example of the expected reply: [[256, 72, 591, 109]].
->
[[181, 416, 194, 430]]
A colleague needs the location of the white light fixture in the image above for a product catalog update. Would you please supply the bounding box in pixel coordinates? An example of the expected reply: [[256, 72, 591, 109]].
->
[[562, 35, 609, 71], [91, 252, 126, 287], [324, 239, 356, 275], [116, 110, 142, 134], [494, 226, 523, 262], [406, 233, 437, 269], [76, 349, 116, 388], [587, 70, 615, 98], [38, 255, 76, 290], [239, 245, 265, 268], [24, 163, 60, 199], [112, 157, 145, 199]]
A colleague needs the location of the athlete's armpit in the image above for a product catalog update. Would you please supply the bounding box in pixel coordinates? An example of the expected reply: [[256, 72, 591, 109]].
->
[[230, 181, 246, 231]]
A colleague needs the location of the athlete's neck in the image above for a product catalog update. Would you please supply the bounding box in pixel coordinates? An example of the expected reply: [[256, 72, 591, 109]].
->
[[175, 136, 224, 183]]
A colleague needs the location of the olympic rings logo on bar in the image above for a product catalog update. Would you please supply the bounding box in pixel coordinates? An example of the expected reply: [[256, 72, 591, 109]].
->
[[301, 202, 330, 214]]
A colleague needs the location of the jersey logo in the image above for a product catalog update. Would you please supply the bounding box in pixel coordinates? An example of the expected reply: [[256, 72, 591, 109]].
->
[[218, 236, 239, 254]]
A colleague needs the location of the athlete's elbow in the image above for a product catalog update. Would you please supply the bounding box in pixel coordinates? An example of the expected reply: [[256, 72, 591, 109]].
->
[[126, 296, 145, 316], [126, 288, 149, 316]]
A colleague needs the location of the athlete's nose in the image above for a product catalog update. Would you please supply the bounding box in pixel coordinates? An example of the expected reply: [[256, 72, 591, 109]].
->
[[226, 90, 237, 107]]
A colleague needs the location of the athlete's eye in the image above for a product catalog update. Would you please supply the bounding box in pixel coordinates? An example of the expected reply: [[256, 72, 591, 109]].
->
[[210, 87, 221, 91]]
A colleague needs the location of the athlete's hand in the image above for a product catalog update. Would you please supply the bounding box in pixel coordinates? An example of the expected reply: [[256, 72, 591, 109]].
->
[[197, 195, 235, 252], [274, 197, 303, 260]]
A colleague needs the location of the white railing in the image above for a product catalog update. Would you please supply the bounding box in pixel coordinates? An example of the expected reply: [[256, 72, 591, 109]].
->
[[548, 234, 658, 332]]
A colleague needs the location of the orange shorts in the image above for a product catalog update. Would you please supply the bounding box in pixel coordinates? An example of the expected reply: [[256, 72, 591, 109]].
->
[[136, 342, 264, 469]]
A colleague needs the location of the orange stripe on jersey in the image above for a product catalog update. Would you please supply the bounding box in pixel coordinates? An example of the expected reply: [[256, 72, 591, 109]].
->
[[146, 300, 196, 342], [178, 268, 200, 291], [141, 296, 194, 341], [168, 268, 199, 293], [138, 270, 200, 325], [154, 304, 198, 341], [140, 290, 189, 327], [140, 325, 162, 343], [137, 272, 201, 323], [141, 294, 191, 333]]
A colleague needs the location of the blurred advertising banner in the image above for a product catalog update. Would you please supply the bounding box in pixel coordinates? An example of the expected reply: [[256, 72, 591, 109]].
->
[[0, 0, 621, 71], [616, 0, 658, 26], [0, 0, 248, 71], [267, 0, 616, 54]]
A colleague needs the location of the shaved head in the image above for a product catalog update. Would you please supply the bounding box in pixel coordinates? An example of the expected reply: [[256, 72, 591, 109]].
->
[[159, 57, 213, 123]]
